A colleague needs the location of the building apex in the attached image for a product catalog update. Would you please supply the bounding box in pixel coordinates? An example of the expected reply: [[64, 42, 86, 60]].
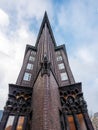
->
[[44, 11, 48, 19], [35, 12, 56, 47]]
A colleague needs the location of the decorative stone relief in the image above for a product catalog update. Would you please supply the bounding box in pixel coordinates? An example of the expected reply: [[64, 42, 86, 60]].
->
[[4, 84, 32, 115], [40, 54, 51, 76], [59, 83, 87, 115]]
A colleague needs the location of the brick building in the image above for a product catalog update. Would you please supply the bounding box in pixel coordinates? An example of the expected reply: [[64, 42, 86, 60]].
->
[[0, 12, 94, 130], [91, 113, 98, 130]]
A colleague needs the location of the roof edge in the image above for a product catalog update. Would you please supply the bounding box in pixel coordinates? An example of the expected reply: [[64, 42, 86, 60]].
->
[[35, 12, 56, 47]]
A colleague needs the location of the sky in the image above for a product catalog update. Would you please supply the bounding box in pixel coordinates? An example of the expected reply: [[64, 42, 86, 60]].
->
[[0, 0, 98, 114]]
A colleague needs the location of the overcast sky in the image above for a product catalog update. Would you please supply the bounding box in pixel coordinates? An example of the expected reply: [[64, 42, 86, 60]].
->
[[0, 0, 98, 114]]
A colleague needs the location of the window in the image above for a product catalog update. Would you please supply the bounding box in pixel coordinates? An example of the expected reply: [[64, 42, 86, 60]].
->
[[60, 72, 68, 81], [16, 116, 24, 130], [58, 63, 65, 70], [5, 116, 15, 130], [68, 115, 76, 130], [77, 114, 87, 130], [57, 56, 62, 61], [27, 63, 33, 70], [29, 56, 35, 61], [23, 72, 32, 81], [31, 51, 36, 55], [56, 51, 60, 55]]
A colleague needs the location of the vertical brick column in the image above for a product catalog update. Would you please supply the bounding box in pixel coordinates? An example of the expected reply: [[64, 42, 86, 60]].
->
[[43, 74, 51, 130], [32, 71, 61, 130]]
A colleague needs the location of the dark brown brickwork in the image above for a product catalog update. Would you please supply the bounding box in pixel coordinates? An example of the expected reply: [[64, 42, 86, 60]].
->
[[32, 71, 61, 130]]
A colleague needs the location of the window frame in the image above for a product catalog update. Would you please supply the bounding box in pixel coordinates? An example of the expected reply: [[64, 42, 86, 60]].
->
[[29, 56, 35, 62], [56, 51, 61, 55], [57, 56, 62, 61], [31, 51, 36, 55], [23, 72, 32, 81], [16, 116, 25, 130], [60, 72, 68, 81], [5, 115, 15, 130], [58, 63, 65, 70], [26, 63, 33, 70]]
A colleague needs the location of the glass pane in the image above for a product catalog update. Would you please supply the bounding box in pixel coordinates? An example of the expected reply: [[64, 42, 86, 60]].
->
[[56, 51, 60, 55], [0, 110, 3, 121], [77, 114, 87, 130], [23, 72, 32, 81], [31, 51, 36, 55], [5, 116, 15, 130], [68, 115, 76, 130], [27, 63, 33, 70], [58, 63, 65, 70], [16, 116, 24, 130], [29, 56, 35, 61], [57, 56, 62, 61], [60, 72, 68, 81]]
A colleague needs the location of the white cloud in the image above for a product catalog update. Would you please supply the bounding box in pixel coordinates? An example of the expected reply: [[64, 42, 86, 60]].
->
[[0, 9, 9, 27], [0, 8, 36, 109], [77, 48, 94, 63], [18, 26, 30, 39], [0, 0, 53, 24], [57, 0, 98, 40]]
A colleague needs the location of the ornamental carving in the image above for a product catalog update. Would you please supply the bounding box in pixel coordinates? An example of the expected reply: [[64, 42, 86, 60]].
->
[[59, 83, 87, 115], [4, 84, 32, 115], [40, 54, 51, 76]]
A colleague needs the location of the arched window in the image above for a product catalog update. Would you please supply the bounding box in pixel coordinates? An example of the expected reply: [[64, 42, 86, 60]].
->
[[5, 116, 15, 130], [16, 116, 24, 130]]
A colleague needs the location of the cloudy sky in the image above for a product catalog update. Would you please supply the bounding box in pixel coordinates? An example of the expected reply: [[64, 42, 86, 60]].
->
[[0, 0, 98, 114]]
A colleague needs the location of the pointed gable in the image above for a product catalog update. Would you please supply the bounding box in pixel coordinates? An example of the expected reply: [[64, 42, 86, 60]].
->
[[35, 12, 56, 47]]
